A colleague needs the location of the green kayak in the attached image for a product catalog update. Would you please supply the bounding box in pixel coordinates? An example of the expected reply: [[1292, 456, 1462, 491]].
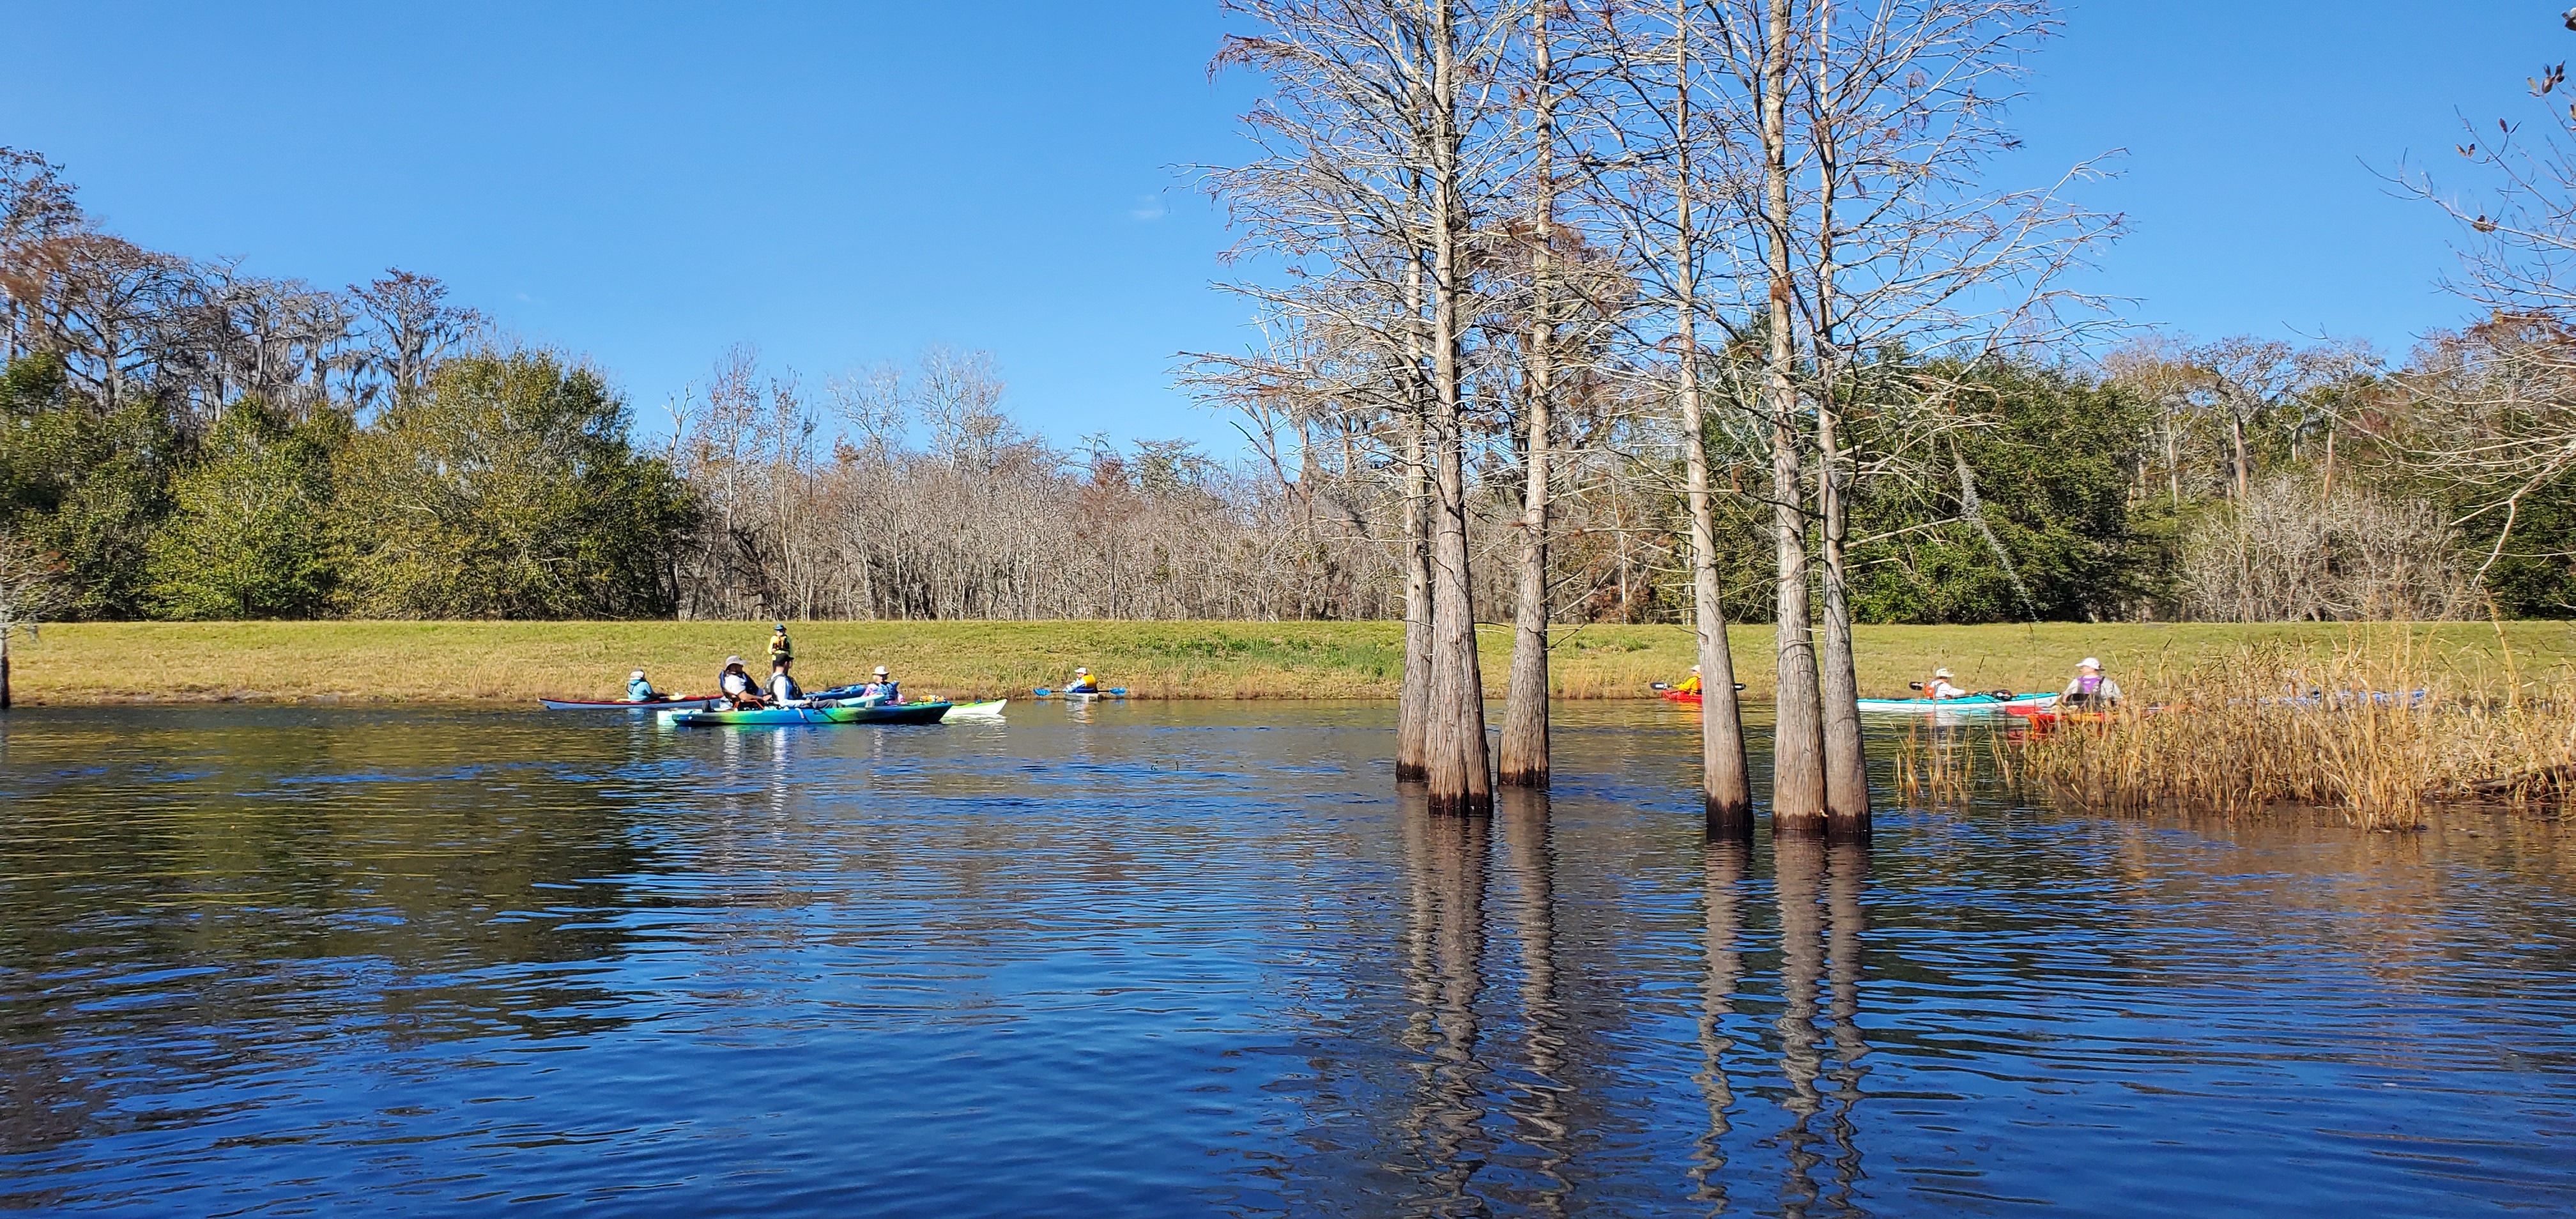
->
[[668, 701, 954, 727]]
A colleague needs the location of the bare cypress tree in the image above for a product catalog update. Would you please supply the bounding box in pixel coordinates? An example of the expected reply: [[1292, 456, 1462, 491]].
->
[[1499, 0, 1559, 788], [1593, 0, 1758, 831], [1420, 0, 1495, 815], [1755, 0, 1828, 835]]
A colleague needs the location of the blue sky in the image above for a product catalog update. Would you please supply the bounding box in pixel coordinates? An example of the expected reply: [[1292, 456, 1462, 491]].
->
[[0, 2, 2555, 450]]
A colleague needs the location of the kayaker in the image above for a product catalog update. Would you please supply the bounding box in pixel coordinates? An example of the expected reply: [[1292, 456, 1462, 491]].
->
[[1920, 668, 1968, 700], [1674, 665, 1703, 695], [768, 657, 808, 707], [627, 670, 659, 702], [862, 665, 900, 704], [718, 656, 768, 710], [1067, 667, 1100, 694], [2063, 657, 2124, 708], [768, 623, 793, 669]]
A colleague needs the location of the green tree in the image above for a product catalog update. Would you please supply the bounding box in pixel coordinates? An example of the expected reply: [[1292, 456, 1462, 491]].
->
[[332, 351, 694, 618], [144, 400, 344, 619], [0, 352, 177, 619], [1846, 362, 2163, 624]]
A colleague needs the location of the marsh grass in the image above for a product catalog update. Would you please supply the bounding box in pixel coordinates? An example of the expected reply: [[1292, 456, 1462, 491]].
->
[[13, 618, 2576, 708], [2020, 629, 2576, 829]]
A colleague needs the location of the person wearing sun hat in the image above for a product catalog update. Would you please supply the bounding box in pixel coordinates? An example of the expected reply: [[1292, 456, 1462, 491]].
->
[[717, 656, 767, 709], [1920, 666, 1968, 700], [862, 665, 900, 705], [2064, 657, 2123, 708], [1066, 666, 1100, 694]]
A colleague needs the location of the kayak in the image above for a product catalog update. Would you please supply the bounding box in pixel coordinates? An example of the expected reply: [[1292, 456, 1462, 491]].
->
[[942, 699, 1007, 721], [539, 696, 723, 712], [668, 701, 954, 727], [1034, 687, 1126, 699], [1660, 689, 1703, 706], [1855, 692, 2057, 714]]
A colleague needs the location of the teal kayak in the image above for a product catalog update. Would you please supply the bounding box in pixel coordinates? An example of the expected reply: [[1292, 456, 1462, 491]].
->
[[1855, 692, 2057, 714], [668, 701, 954, 727]]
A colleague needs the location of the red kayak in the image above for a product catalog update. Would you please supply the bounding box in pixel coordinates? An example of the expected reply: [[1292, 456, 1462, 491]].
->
[[1660, 689, 1703, 706]]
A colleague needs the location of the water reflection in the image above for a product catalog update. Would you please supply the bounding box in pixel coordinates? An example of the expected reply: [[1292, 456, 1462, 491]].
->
[[1695, 841, 1747, 1208], [3, 703, 2573, 1216]]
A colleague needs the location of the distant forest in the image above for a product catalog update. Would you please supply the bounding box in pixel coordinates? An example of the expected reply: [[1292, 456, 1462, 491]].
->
[[2, 20, 2572, 629]]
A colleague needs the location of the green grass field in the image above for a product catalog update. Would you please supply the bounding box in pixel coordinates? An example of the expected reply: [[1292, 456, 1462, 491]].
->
[[10, 618, 2575, 705]]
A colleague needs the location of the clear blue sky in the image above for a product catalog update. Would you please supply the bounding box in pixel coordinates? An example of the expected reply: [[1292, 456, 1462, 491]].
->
[[0, 1, 2555, 449]]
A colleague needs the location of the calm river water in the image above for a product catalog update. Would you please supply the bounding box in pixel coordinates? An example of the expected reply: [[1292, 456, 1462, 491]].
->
[[2, 702, 2571, 1215]]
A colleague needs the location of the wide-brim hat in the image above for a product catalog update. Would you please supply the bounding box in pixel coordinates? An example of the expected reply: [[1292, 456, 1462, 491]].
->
[[1934, 668, 1953, 678], [2078, 657, 2102, 670], [725, 656, 744, 668], [874, 666, 890, 676]]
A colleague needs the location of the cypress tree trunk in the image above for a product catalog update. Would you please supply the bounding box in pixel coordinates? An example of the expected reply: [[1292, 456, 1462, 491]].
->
[[1761, 0, 1826, 836], [1673, 0, 1753, 836], [1818, 408, 1869, 838], [1500, 4, 1557, 789], [1399, 408, 1432, 783], [1423, 0, 1491, 816]]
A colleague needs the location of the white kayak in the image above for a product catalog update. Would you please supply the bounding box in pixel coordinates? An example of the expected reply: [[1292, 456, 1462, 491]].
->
[[942, 699, 1008, 721], [1855, 691, 2057, 715]]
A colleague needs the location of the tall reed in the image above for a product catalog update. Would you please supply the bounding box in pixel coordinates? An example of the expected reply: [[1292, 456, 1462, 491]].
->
[[2018, 632, 2576, 830]]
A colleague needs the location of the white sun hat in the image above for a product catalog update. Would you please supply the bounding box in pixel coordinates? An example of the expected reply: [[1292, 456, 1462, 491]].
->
[[631, 670, 646, 680], [2078, 657, 2102, 670], [1934, 668, 1953, 678], [875, 666, 890, 676]]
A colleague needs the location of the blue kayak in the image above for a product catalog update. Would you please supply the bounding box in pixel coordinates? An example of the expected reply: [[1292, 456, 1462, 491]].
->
[[667, 701, 954, 727]]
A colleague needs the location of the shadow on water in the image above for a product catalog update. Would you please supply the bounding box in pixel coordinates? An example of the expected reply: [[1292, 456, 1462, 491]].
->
[[1, 701, 2573, 1215]]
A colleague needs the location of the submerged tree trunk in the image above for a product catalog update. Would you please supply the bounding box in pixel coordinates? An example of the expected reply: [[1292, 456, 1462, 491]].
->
[[1761, 0, 1825, 836], [1810, 0, 1867, 840], [1399, 406, 1432, 782], [1423, 0, 1491, 816], [1816, 397, 1869, 838], [1674, 0, 1754, 836], [1501, 4, 1557, 789]]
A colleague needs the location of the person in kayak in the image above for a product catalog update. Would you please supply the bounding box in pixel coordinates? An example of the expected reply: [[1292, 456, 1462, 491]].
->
[[1067, 667, 1100, 694], [768, 623, 793, 670], [627, 670, 660, 702], [2063, 657, 2124, 708], [862, 665, 900, 704], [1920, 668, 1969, 700], [1674, 665, 1703, 695], [718, 656, 768, 709], [768, 657, 808, 707]]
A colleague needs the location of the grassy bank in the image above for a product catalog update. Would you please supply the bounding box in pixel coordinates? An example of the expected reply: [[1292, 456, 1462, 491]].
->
[[10, 619, 2575, 706]]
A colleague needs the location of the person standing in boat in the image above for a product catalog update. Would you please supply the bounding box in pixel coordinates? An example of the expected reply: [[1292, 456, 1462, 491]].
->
[[718, 656, 768, 709], [1920, 668, 1970, 700], [1066, 667, 1100, 694], [768, 657, 809, 707], [2063, 657, 2123, 708]]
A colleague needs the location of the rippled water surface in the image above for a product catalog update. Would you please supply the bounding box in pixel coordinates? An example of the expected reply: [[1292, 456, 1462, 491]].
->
[[3, 701, 2572, 1216]]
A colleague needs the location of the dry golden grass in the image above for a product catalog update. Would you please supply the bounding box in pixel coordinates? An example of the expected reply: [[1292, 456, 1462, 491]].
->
[[9, 618, 2574, 709], [2020, 627, 2576, 830]]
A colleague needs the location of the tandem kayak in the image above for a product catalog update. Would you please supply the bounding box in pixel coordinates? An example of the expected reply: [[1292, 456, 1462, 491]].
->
[[667, 701, 955, 727], [1855, 692, 2057, 714], [540, 696, 723, 712]]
